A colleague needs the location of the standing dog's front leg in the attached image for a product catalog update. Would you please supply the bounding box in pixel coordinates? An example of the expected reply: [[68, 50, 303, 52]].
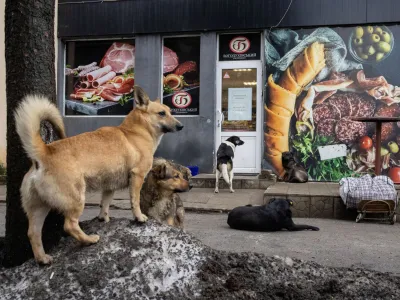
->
[[129, 169, 148, 222]]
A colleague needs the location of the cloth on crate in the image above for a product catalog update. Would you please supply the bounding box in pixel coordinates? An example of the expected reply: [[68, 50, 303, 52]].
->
[[339, 175, 398, 209]]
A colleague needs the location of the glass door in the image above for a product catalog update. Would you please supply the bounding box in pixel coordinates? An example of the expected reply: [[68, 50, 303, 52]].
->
[[216, 61, 262, 174]]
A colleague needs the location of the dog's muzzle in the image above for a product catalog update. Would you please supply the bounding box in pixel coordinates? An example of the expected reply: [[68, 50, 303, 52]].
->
[[176, 124, 184, 131]]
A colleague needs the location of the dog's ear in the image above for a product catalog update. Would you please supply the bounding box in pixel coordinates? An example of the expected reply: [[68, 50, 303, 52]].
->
[[152, 163, 167, 179], [183, 167, 192, 180], [154, 98, 161, 103], [134, 86, 150, 109]]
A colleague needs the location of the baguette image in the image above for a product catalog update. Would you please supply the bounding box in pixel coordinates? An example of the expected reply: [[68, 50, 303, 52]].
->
[[265, 42, 325, 178], [279, 42, 325, 95]]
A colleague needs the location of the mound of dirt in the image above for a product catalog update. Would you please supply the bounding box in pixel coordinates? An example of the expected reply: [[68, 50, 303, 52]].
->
[[1, 218, 399, 299]]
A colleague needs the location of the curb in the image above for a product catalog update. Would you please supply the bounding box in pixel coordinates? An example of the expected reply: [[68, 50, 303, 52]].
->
[[84, 202, 230, 214]]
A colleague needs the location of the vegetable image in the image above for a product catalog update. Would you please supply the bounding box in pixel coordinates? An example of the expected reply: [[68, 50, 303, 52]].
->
[[359, 136, 373, 150], [388, 167, 400, 183], [292, 134, 356, 181]]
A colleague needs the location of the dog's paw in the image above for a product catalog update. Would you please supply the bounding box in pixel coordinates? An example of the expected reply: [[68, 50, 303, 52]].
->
[[36, 254, 53, 265], [136, 213, 148, 223], [86, 234, 100, 244], [230, 189, 235, 193], [81, 234, 100, 246], [214, 189, 219, 193], [97, 214, 110, 223]]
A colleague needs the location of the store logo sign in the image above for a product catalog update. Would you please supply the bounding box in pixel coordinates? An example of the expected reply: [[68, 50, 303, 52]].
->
[[229, 36, 250, 54], [172, 91, 192, 108]]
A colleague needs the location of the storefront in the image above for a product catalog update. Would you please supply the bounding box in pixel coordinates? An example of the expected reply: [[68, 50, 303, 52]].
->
[[57, 0, 400, 181]]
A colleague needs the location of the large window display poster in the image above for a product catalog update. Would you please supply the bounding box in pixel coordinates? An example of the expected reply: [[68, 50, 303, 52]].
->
[[64, 39, 135, 116], [163, 37, 200, 115], [264, 25, 400, 182]]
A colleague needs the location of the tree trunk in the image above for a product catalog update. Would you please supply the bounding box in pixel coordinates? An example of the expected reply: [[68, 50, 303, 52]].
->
[[3, 0, 64, 267]]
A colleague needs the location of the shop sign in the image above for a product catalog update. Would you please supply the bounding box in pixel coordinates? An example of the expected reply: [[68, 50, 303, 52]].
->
[[219, 33, 261, 61]]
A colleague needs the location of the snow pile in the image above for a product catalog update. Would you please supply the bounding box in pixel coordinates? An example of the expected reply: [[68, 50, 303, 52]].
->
[[0, 219, 205, 299]]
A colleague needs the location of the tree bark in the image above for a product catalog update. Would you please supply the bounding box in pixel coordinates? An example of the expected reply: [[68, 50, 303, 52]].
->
[[3, 0, 64, 267]]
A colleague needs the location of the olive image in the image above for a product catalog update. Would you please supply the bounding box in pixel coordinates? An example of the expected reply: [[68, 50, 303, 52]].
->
[[374, 27, 383, 35], [353, 38, 363, 46], [354, 26, 364, 38], [350, 25, 393, 63], [356, 47, 368, 60], [368, 34, 381, 44], [381, 147, 389, 156], [381, 31, 391, 43], [365, 45, 376, 56], [388, 141, 399, 154], [366, 26, 374, 34], [376, 52, 385, 62], [377, 41, 391, 53]]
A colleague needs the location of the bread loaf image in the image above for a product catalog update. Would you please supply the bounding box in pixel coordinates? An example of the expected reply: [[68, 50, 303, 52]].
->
[[265, 42, 326, 177]]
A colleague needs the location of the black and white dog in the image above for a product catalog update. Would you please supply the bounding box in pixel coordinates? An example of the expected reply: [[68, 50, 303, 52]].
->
[[214, 136, 244, 193]]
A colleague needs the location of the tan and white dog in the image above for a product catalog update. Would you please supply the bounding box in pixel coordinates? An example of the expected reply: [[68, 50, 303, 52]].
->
[[15, 86, 183, 265]]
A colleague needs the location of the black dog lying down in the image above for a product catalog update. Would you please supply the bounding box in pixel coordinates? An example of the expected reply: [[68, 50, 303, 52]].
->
[[227, 198, 319, 232]]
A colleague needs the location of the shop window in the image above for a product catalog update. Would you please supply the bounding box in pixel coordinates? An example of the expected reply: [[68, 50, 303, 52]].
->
[[162, 36, 200, 116], [64, 39, 135, 116]]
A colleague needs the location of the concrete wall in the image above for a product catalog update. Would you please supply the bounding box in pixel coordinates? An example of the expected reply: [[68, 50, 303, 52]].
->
[[58, 33, 217, 173]]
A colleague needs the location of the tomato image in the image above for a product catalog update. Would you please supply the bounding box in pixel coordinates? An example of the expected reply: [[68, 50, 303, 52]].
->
[[388, 167, 400, 183], [359, 136, 373, 150]]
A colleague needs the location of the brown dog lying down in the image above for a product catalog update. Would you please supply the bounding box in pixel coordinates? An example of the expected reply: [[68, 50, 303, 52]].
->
[[139, 158, 192, 229], [282, 151, 308, 183]]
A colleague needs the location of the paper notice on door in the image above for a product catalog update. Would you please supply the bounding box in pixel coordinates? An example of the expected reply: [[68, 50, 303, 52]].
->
[[228, 88, 252, 121]]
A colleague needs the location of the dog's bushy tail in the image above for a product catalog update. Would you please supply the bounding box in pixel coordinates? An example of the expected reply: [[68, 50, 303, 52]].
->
[[221, 164, 230, 184], [14, 95, 66, 163]]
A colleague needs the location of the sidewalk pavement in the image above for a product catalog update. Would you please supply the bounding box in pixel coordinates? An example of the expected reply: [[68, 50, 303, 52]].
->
[[0, 185, 264, 212]]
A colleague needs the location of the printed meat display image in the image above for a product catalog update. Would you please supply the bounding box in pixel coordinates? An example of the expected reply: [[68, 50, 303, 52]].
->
[[64, 40, 136, 116], [162, 37, 200, 116], [265, 25, 400, 181]]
